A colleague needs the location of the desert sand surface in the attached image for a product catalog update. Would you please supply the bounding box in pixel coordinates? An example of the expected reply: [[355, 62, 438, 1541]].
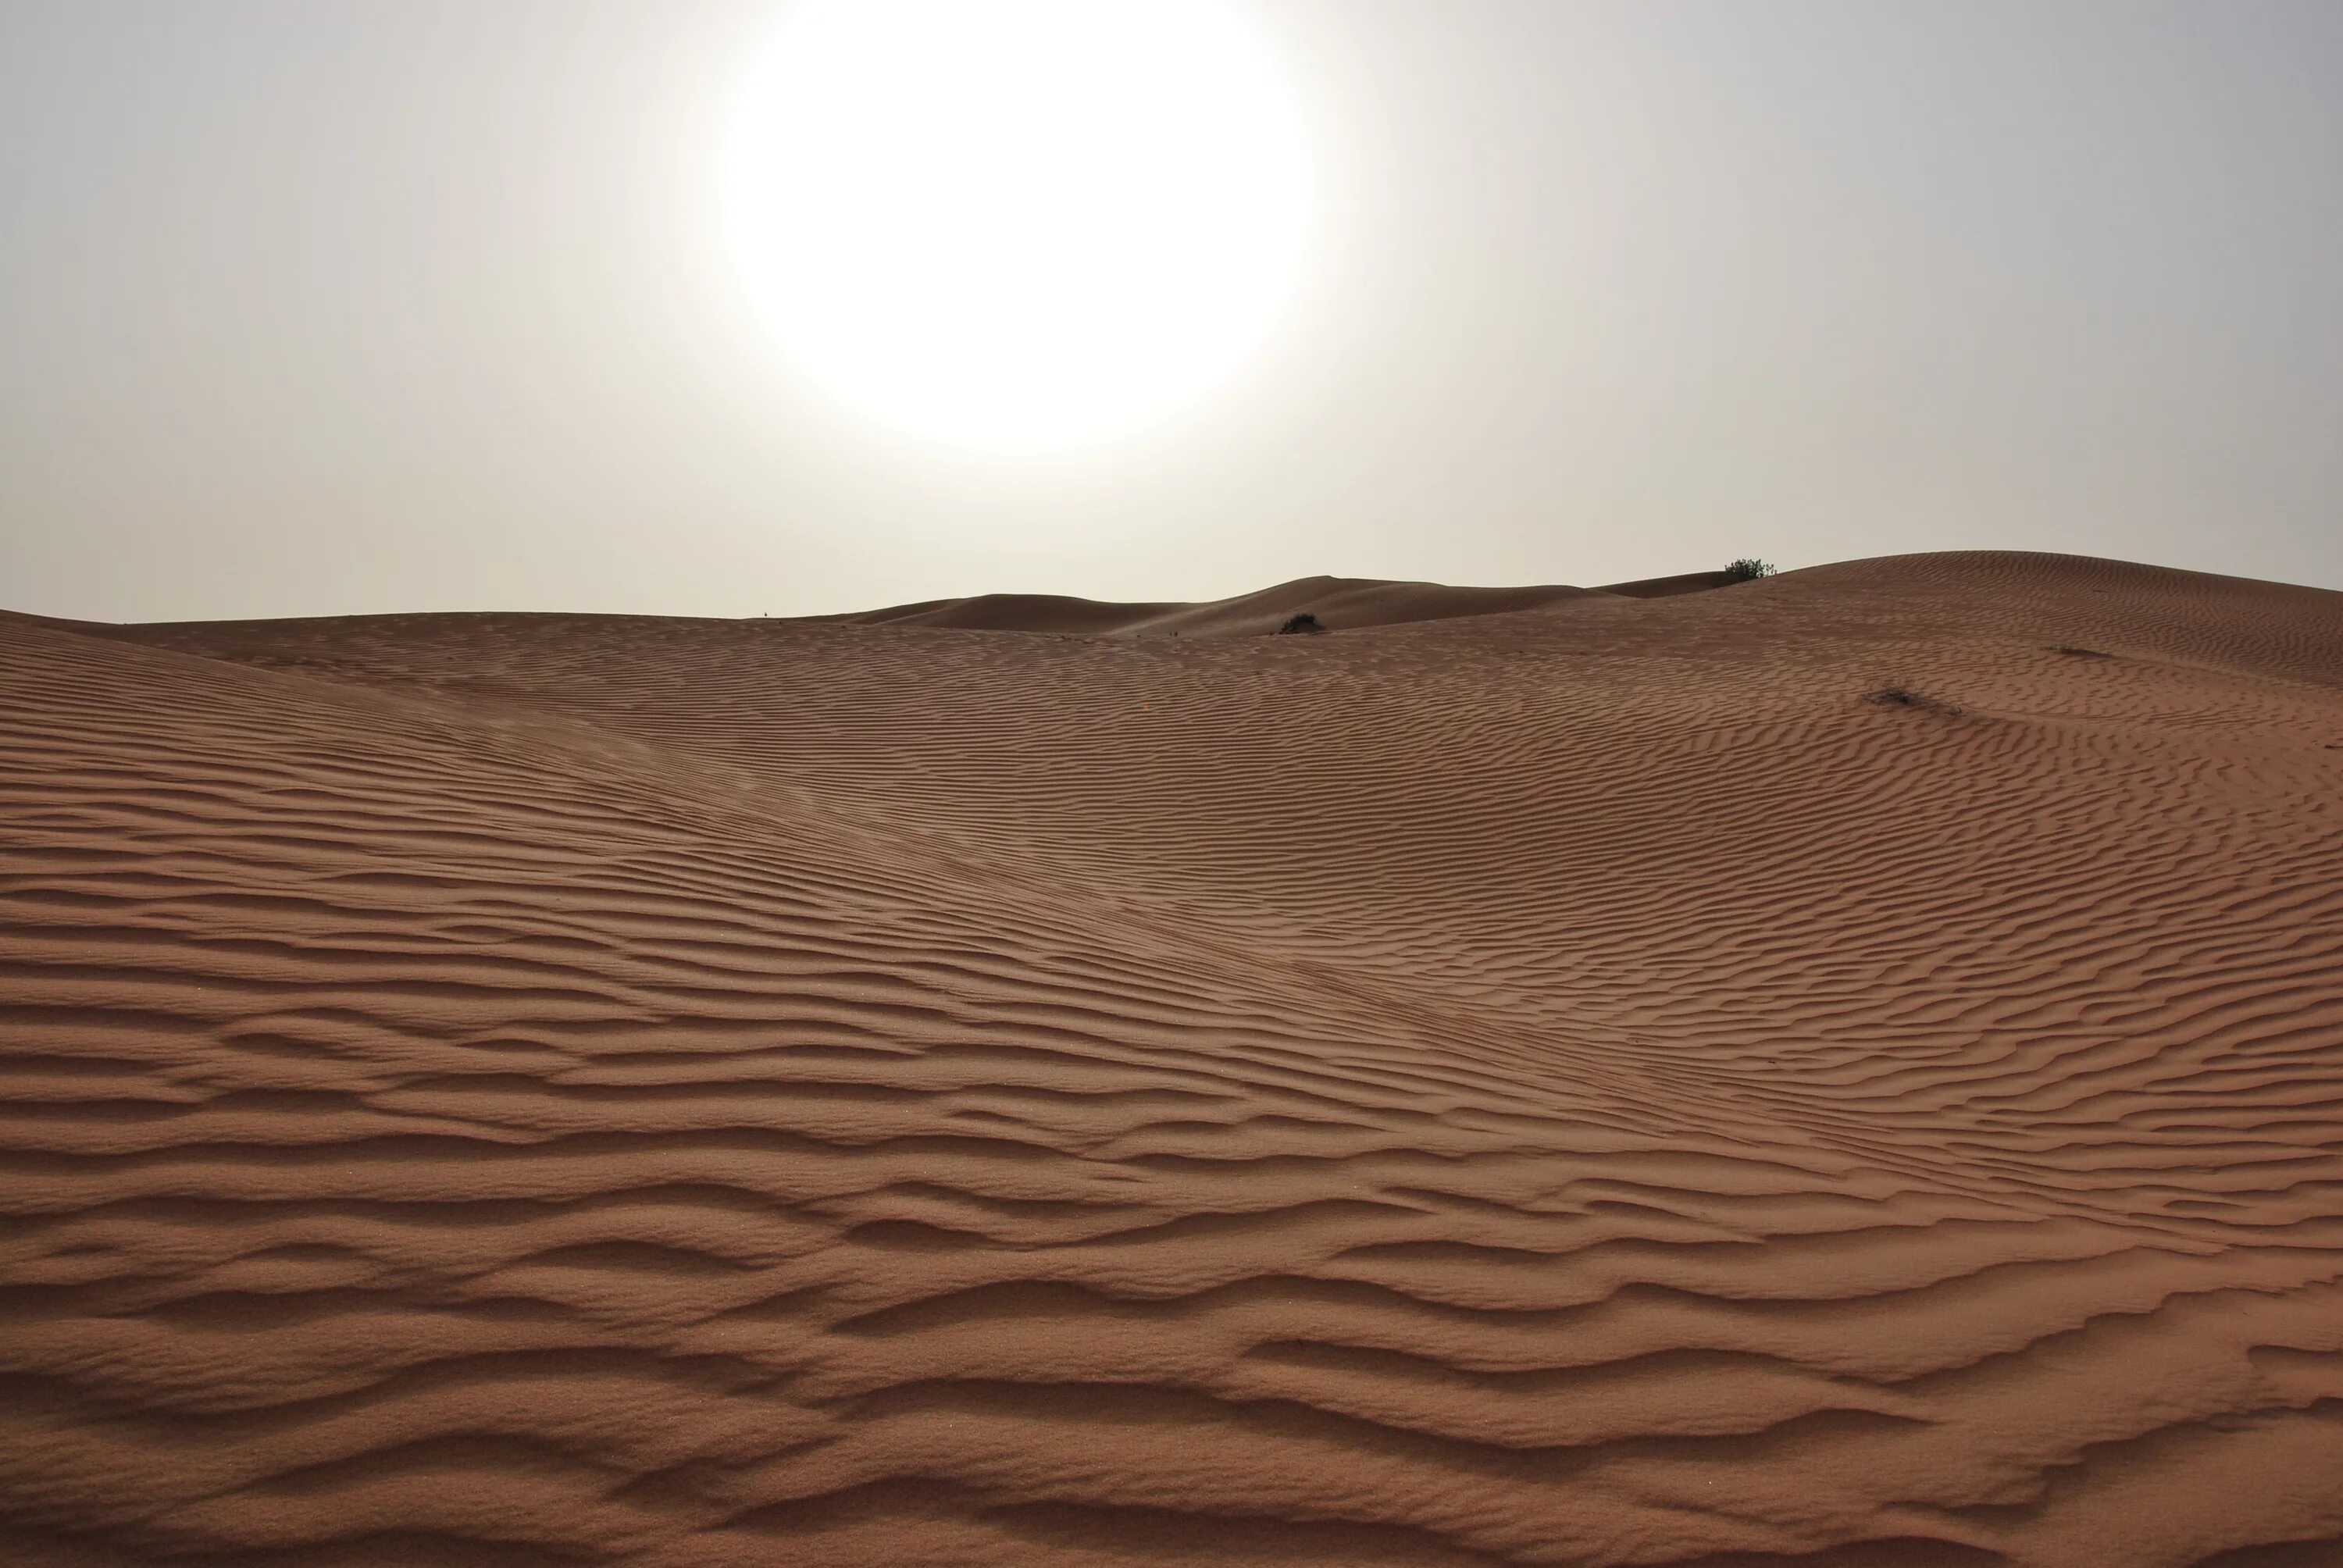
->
[[4, 549, 2341, 1567]]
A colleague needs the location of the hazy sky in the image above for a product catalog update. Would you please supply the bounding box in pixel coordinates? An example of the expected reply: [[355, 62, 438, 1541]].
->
[[4, 0, 2339, 621]]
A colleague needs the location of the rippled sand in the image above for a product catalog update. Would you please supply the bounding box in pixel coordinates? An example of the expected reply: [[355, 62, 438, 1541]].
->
[[5, 551, 2341, 1566]]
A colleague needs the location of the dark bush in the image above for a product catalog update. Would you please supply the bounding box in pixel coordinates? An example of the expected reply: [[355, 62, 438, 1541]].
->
[[1276, 613, 1325, 635], [1867, 685, 1963, 715], [1723, 558, 1776, 583]]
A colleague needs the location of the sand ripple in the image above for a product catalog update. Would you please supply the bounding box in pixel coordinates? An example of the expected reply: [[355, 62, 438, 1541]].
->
[[5, 553, 2341, 1565]]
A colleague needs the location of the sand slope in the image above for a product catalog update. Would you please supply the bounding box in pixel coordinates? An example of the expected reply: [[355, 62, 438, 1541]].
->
[[821, 573, 1603, 637], [4, 551, 2341, 1566]]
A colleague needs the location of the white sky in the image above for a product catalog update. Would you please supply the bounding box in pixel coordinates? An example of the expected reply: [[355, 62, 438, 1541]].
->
[[4, 0, 2339, 620]]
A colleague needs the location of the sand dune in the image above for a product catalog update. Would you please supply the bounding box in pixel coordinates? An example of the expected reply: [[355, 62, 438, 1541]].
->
[[821, 573, 1601, 636], [5, 551, 2341, 1566]]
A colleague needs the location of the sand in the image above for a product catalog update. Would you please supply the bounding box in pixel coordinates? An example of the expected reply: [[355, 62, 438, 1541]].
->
[[2, 549, 2340, 1566]]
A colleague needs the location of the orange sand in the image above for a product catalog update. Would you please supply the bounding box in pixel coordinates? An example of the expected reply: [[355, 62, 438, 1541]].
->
[[3, 551, 2340, 1566]]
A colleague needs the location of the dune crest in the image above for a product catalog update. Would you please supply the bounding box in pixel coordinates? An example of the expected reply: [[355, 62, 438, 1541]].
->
[[5, 551, 2342, 1566], [820, 573, 1603, 636]]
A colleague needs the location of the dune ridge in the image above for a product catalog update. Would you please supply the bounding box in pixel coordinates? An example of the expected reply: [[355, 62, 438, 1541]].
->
[[815, 572, 1610, 636], [4, 551, 2341, 1566]]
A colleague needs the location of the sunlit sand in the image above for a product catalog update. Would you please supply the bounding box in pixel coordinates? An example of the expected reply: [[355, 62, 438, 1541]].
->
[[5, 550, 2341, 1565]]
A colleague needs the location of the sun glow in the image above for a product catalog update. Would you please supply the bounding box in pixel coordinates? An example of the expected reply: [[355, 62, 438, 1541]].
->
[[721, 0, 1317, 454]]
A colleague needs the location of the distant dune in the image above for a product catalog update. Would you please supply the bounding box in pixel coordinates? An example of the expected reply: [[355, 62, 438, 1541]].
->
[[4, 551, 2341, 1566], [816, 573, 1613, 636]]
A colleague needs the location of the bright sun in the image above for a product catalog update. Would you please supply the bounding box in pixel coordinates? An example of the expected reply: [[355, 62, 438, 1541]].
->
[[722, 0, 1317, 454]]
